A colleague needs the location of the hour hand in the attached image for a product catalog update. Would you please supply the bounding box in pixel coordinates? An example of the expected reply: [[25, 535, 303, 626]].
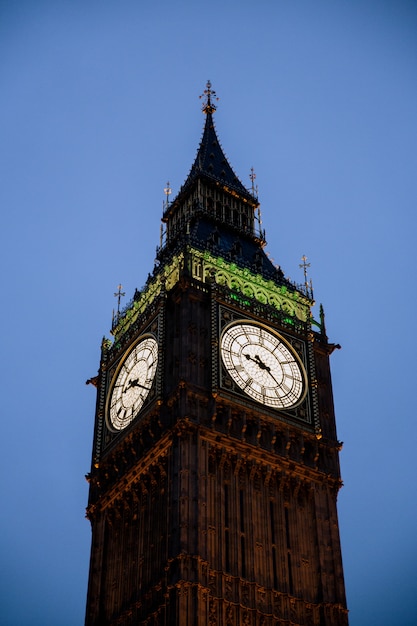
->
[[244, 353, 280, 385], [244, 353, 270, 372], [254, 354, 270, 371], [124, 378, 150, 392]]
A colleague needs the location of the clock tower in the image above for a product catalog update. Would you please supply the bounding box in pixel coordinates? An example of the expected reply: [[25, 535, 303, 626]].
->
[[85, 82, 348, 626]]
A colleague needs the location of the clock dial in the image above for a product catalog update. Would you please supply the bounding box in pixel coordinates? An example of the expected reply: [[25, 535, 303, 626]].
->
[[220, 322, 306, 408], [107, 335, 158, 431]]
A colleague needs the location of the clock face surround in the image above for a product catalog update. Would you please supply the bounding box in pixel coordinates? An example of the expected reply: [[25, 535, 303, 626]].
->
[[107, 335, 158, 431], [220, 321, 306, 409]]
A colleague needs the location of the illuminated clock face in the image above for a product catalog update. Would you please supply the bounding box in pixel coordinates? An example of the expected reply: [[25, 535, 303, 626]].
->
[[220, 322, 306, 409], [107, 335, 158, 431]]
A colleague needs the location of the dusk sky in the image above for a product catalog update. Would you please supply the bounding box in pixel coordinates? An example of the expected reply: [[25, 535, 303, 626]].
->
[[1, 1, 416, 624]]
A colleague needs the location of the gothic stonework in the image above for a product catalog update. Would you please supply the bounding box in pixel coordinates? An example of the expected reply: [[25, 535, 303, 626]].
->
[[85, 84, 347, 625]]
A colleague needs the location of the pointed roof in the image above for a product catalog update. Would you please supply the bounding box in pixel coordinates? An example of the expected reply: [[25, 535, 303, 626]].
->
[[189, 111, 255, 199], [170, 82, 257, 207]]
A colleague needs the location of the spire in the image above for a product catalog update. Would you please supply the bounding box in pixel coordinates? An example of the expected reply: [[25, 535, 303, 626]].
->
[[174, 81, 256, 203]]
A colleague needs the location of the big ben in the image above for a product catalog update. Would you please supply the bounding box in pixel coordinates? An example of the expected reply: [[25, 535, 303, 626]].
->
[[85, 82, 348, 625]]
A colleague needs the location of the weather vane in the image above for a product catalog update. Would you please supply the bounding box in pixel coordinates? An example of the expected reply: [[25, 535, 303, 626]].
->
[[299, 255, 313, 297], [199, 80, 219, 114]]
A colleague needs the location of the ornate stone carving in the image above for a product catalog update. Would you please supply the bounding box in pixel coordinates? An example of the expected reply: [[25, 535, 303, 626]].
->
[[208, 598, 217, 626]]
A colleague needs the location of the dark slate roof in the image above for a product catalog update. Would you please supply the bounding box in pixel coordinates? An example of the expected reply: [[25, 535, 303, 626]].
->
[[190, 216, 292, 287], [176, 112, 257, 204]]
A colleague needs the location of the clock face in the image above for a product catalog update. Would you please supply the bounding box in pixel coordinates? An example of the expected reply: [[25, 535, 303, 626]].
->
[[220, 321, 306, 409], [107, 335, 158, 431]]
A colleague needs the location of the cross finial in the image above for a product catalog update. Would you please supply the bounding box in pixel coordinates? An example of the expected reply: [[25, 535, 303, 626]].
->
[[200, 80, 219, 114], [249, 167, 258, 196], [114, 284, 125, 316], [299, 255, 313, 298], [164, 181, 172, 209]]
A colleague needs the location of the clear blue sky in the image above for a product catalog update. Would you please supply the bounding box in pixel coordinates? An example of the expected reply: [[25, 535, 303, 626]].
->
[[1, 1, 416, 624]]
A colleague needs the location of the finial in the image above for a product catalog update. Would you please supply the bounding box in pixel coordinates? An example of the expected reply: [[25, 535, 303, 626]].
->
[[249, 167, 258, 197], [319, 303, 326, 338], [199, 80, 219, 114], [299, 255, 313, 299], [112, 284, 125, 325], [164, 181, 172, 210]]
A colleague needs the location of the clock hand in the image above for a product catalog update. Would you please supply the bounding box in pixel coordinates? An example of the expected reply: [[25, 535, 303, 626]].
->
[[244, 353, 270, 371], [254, 354, 269, 370], [124, 378, 151, 392], [244, 354, 281, 386], [255, 356, 283, 385]]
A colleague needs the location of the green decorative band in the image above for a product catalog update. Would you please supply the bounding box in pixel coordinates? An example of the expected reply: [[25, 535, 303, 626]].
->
[[193, 248, 311, 322], [111, 246, 312, 342], [111, 252, 185, 340]]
